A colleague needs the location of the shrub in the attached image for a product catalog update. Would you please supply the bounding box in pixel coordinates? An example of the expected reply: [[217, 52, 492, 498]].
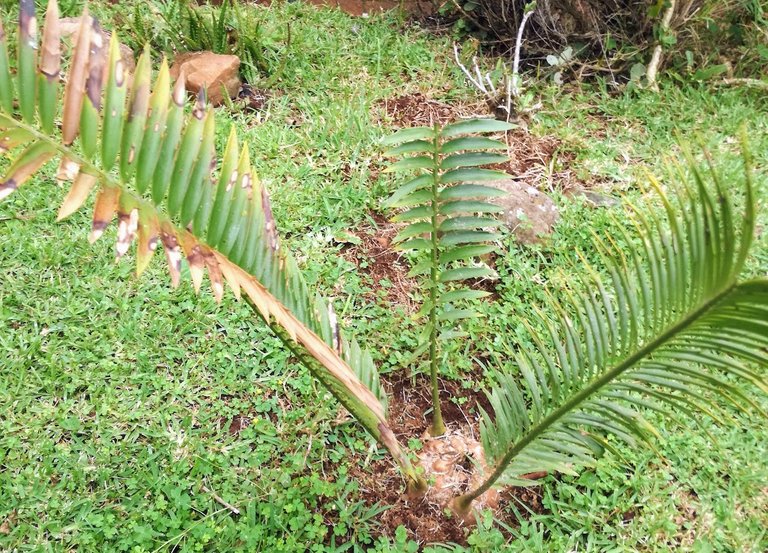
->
[[446, 0, 765, 81]]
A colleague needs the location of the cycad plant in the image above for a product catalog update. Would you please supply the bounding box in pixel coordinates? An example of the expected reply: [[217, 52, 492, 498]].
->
[[383, 123, 768, 514], [382, 120, 513, 436], [1, 0, 767, 523]]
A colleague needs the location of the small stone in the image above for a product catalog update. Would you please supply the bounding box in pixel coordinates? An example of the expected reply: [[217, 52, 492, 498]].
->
[[488, 179, 559, 245], [169, 52, 242, 107]]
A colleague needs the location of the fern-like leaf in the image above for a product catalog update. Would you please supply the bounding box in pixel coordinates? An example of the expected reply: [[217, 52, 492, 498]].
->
[[384, 119, 513, 434], [455, 140, 767, 510]]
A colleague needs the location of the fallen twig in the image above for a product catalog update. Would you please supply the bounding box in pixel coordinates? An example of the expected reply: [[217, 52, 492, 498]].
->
[[201, 485, 241, 515], [717, 78, 768, 90]]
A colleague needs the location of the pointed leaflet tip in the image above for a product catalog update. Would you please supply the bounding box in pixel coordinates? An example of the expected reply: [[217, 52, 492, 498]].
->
[[202, 248, 224, 303], [136, 212, 159, 277], [40, 0, 61, 80], [160, 222, 182, 288], [178, 231, 205, 294], [194, 87, 207, 117], [58, 172, 97, 221], [89, 186, 120, 243], [115, 208, 139, 261], [55, 157, 80, 181], [173, 71, 186, 106], [215, 251, 242, 300]]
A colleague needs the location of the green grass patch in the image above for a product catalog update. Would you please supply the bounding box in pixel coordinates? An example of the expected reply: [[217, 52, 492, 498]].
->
[[1, 1, 767, 551]]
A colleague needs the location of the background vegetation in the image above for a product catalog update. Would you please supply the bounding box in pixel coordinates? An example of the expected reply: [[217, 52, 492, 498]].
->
[[1, 0, 766, 550]]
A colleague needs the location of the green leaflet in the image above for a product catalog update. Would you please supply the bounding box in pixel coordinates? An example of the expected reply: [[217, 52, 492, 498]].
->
[[440, 266, 496, 282], [439, 244, 497, 264], [441, 136, 507, 154], [380, 125, 436, 145], [101, 36, 128, 172], [439, 216, 502, 231], [384, 174, 432, 207], [135, 60, 171, 194], [0, 20, 14, 112], [17, 0, 37, 124], [439, 200, 504, 216], [119, 47, 151, 182], [151, 76, 185, 204], [440, 230, 501, 247], [441, 152, 509, 170], [384, 139, 433, 156], [441, 168, 510, 183], [438, 184, 507, 200], [166, 93, 207, 218], [440, 118, 515, 138], [385, 155, 433, 172], [387, 188, 432, 208]]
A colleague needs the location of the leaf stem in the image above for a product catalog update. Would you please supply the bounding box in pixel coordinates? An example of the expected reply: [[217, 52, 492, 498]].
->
[[429, 124, 446, 436]]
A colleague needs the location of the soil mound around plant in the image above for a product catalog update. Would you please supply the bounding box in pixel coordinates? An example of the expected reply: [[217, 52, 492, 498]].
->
[[376, 93, 485, 129], [342, 376, 548, 547]]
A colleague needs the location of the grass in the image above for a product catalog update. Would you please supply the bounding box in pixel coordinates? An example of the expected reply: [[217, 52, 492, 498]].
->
[[1, 1, 767, 551]]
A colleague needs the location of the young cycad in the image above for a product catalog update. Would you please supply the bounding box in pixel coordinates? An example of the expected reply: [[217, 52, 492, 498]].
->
[[383, 119, 514, 435]]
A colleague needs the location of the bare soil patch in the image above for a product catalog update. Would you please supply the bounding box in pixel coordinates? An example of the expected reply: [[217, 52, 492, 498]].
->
[[341, 212, 416, 309], [496, 128, 582, 193], [376, 92, 485, 129], [343, 376, 548, 547]]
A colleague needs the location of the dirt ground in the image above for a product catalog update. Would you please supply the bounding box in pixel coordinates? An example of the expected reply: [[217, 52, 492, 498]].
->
[[338, 376, 548, 546]]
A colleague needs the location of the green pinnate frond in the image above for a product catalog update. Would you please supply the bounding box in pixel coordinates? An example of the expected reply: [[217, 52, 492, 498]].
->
[[456, 141, 768, 505], [383, 118, 513, 433], [0, 0, 418, 486]]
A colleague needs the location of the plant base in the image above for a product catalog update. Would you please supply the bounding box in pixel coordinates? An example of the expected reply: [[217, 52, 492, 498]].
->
[[415, 426, 500, 523]]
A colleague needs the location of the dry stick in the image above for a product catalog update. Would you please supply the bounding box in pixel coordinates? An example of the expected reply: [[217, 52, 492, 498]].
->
[[506, 6, 535, 120], [201, 485, 241, 516], [718, 78, 768, 90], [454, 6, 536, 121], [646, 0, 676, 91], [453, 43, 490, 96], [510, 7, 536, 98]]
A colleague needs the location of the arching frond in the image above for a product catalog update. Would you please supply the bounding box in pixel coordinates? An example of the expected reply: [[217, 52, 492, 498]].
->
[[455, 139, 767, 510], [0, 0, 424, 489]]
